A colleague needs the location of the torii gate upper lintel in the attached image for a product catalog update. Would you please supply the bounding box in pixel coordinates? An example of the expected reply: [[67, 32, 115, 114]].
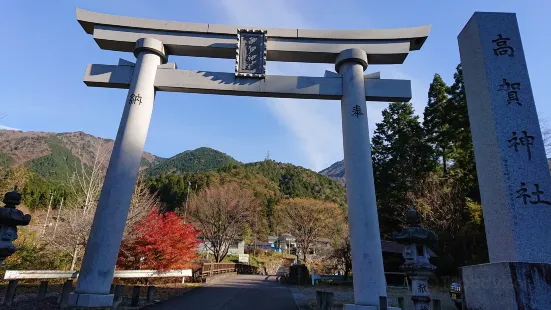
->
[[71, 8, 430, 310]]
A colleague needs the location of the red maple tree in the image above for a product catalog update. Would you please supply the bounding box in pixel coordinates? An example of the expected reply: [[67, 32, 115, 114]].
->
[[117, 209, 200, 270]]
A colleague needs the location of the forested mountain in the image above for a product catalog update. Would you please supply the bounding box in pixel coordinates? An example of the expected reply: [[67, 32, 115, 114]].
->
[[147, 147, 240, 176], [0, 130, 158, 181], [0, 130, 344, 220], [0, 130, 161, 211], [149, 159, 347, 233]]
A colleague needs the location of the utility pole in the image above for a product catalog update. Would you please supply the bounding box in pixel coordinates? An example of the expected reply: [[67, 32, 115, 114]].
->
[[42, 191, 54, 236], [53, 195, 64, 238], [183, 181, 191, 224], [254, 212, 257, 252]]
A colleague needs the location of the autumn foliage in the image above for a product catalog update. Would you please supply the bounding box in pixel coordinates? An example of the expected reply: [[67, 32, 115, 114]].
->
[[117, 209, 199, 270]]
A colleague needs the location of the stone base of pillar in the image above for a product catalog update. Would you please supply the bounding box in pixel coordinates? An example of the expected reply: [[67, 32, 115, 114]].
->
[[344, 305, 400, 310], [68, 293, 114, 307], [462, 262, 551, 310]]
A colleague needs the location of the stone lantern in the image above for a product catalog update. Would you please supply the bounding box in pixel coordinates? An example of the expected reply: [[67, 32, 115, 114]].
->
[[0, 187, 32, 265], [393, 207, 437, 310]]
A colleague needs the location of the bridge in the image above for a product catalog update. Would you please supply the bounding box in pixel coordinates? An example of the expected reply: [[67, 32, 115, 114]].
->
[[143, 274, 296, 310]]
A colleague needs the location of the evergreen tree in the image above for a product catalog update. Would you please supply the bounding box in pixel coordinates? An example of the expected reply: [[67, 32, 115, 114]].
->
[[424, 74, 453, 176], [372, 102, 436, 236], [447, 65, 480, 200]]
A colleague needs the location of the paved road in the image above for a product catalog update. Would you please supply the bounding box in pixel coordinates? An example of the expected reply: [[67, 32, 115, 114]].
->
[[144, 275, 297, 310]]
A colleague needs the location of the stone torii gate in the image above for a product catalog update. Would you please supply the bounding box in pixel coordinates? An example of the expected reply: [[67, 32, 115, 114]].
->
[[71, 8, 430, 309]]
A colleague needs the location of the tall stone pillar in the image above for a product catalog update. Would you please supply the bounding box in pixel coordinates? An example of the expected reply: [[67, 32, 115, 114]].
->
[[336, 49, 389, 309], [69, 38, 167, 307], [458, 12, 551, 309]]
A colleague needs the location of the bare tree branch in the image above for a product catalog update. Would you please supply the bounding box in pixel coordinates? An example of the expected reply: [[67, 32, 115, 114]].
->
[[188, 183, 259, 262], [539, 114, 551, 156], [46, 144, 155, 270], [275, 198, 344, 263]]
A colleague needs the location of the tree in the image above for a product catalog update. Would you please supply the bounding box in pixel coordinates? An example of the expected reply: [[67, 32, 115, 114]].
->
[[124, 172, 159, 240], [0, 165, 28, 194], [117, 209, 199, 270], [412, 174, 488, 274], [46, 144, 156, 270], [68, 143, 109, 215], [447, 65, 479, 200], [539, 114, 551, 157], [149, 172, 213, 213], [371, 102, 436, 235], [188, 183, 260, 262], [274, 198, 344, 263], [51, 205, 95, 270], [424, 74, 453, 176], [48, 143, 108, 270], [330, 229, 352, 280]]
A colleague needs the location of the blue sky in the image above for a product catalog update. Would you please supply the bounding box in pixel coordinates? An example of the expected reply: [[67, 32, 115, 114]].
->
[[1, 0, 550, 171]]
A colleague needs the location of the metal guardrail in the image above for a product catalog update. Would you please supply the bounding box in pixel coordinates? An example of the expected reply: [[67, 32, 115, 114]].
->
[[4, 269, 192, 280]]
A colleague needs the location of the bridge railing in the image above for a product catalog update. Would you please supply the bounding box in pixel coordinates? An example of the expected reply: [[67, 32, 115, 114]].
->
[[199, 263, 258, 278], [2, 269, 193, 307]]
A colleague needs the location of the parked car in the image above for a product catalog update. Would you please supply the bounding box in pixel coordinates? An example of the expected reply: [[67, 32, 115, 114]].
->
[[450, 282, 462, 309]]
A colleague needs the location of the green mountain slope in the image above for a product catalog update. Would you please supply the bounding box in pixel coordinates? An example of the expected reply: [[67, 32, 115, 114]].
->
[[246, 160, 346, 206], [27, 136, 83, 181], [0, 130, 159, 181], [147, 147, 240, 176], [1, 129, 346, 219], [149, 159, 347, 232], [0, 152, 14, 169]]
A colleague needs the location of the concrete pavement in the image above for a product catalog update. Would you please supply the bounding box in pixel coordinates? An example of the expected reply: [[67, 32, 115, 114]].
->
[[143, 275, 297, 310]]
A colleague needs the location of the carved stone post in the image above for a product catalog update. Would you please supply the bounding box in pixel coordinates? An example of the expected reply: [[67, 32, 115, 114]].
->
[[0, 187, 31, 265], [393, 207, 437, 310]]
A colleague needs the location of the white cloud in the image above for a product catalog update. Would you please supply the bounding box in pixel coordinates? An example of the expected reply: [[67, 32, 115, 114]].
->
[[213, 0, 421, 171], [265, 98, 342, 171], [0, 124, 22, 131]]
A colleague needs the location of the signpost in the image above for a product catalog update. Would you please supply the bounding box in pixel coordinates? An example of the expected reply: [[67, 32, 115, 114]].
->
[[238, 254, 250, 264]]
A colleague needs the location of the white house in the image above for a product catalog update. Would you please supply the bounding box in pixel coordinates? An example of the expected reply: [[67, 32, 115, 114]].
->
[[197, 239, 245, 256]]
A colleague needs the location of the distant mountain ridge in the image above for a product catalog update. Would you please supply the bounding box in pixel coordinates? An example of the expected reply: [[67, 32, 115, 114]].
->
[[0, 130, 159, 181], [0, 129, 351, 190], [147, 147, 240, 176], [321, 158, 551, 185], [0, 130, 241, 180], [319, 160, 345, 186]]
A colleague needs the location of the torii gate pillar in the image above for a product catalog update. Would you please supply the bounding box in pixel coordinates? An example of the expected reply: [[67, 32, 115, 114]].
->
[[69, 38, 167, 307], [337, 49, 390, 309]]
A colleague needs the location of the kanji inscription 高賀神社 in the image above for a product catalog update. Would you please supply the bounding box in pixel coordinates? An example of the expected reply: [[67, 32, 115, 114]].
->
[[498, 78, 522, 105], [492, 34, 515, 57], [508, 130, 534, 160]]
